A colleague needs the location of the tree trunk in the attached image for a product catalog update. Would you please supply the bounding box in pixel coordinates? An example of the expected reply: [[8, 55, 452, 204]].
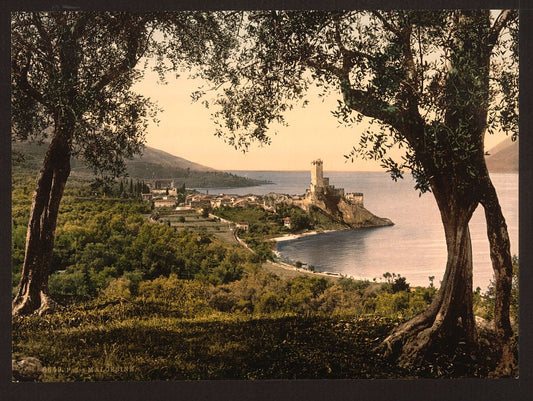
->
[[379, 187, 477, 367], [479, 169, 516, 376], [12, 126, 72, 316]]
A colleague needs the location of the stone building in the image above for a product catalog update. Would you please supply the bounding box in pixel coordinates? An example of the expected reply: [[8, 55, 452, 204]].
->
[[295, 159, 392, 228], [307, 159, 346, 199], [154, 179, 174, 190], [345, 192, 364, 207], [154, 197, 176, 208], [310, 159, 324, 190], [235, 222, 249, 231]]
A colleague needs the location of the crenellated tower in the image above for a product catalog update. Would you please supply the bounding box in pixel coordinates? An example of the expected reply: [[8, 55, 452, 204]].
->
[[301, 158, 391, 228], [311, 159, 324, 189]]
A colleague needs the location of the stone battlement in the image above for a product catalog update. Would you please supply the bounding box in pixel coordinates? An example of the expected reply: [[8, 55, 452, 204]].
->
[[308, 159, 350, 201]]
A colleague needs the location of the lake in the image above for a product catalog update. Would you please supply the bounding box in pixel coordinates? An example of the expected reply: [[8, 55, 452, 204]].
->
[[199, 171, 519, 290]]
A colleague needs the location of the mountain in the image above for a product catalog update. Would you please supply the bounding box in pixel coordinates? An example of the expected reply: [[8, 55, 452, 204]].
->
[[130, 146, 215, 172], [485, 137, 518, 173], [12, 141, 267, 188]]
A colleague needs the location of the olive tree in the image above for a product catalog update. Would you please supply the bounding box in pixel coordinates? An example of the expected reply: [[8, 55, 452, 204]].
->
[[196, 10, 518, 374], [11, 11, 236, 316]]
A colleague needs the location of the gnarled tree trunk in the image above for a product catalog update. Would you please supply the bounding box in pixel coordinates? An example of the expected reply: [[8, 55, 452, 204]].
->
[[380, 182, 478, 367], [479, 168, 516, 376], [12, 124, 72, 316], [13, 17, 80, 316]]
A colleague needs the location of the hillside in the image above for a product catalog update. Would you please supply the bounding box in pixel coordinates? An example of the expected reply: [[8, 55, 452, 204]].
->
[[129, 146, 215, 172], [12, 141, 267, 188], [485, 137, 518, 173]]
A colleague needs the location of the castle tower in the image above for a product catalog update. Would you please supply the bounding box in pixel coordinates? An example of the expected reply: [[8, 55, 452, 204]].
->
[[311, 159, 324, 188]]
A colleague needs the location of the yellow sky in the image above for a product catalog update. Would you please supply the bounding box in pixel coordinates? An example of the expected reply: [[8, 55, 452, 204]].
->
[[133, 68, 508, 172]]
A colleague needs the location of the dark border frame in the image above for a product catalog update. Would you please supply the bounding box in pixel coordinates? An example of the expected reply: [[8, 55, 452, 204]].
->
[[1, 1, 531, 400]]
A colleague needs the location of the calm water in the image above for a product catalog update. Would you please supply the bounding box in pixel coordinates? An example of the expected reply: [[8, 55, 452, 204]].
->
[[200, 171, 518, 290]]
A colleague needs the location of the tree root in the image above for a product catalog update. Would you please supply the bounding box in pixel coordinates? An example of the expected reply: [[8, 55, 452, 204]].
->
[[491, 337, 518, 378], [36, 291, 61, 316], [12, 291, 61, 317], [12, 295, 39, 317], [377, 315, 441, 369]]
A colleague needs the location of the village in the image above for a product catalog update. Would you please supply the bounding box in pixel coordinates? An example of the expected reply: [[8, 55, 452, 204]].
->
[[141, 159, 373, 234], [143, 180, 301, 232]]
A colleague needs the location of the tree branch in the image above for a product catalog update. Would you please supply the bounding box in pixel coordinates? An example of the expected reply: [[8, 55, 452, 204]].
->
[[12, 57, 52, 111], [72, 12, 91, 38], [488, 9, 517, 50], [371, 11, 401, 37], [31, 14, 58, 78], [398, 25, 421, 99], [89, 20, 145, 94], [32, 13, 54, 55], [305, 58, 344, 78], [333, 18, 376, 73], [339, 78, 400, 129]]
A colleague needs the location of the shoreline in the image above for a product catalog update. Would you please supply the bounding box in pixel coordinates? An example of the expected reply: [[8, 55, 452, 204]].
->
[[268, 229, 342, 243], [262, 259, 345, 280], [233, 228, 348, 280]]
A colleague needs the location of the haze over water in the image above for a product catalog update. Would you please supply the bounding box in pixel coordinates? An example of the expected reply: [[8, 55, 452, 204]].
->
[[201, 171, 518, 290]]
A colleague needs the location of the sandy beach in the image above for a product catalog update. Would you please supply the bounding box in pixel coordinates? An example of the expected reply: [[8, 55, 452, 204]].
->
[[268, 229, 340, 242]]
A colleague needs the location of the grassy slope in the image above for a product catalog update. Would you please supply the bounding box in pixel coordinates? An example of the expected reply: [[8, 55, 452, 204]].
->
[[13, 310, 401, 381], [13, 299, 504, 381]]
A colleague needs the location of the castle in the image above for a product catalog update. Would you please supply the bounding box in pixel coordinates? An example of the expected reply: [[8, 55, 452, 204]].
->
[[299, 159, 392, 228], [306, 159, 364, 207]]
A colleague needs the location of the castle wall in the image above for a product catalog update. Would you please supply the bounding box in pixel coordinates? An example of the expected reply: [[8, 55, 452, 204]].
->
[[333, 187, 345, 197], [346, 192, 364, 207]]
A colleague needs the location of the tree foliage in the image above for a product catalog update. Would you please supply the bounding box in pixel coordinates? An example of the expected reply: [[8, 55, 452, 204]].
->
[[193, 10, 518, 374], [196, 10, 517, 189], [11, 11, 239, 316], [11, 11, 237, 178]]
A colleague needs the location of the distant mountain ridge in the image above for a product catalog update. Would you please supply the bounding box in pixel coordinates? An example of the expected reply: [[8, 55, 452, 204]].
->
[[12, 142, 216, 174], [12, 141, 267, 188], [130, 146, 215, 172], [485, 137, 518, 173]]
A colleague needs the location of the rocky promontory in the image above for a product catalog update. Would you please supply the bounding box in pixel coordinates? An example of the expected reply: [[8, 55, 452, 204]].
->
[[295, 159, 393, 228]]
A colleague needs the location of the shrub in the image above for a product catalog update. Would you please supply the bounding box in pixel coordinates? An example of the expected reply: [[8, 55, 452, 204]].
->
[[374, 291, 410, 316], [209, 289, 239, 312], [101, 277, 132, 302], [204, 260, 244, 286], [391, 276, 410, 293], [284, 276, 330, 313], [256, 291, 284, 314], [337, 277, 371, 294], [49, 269, 93, 298]]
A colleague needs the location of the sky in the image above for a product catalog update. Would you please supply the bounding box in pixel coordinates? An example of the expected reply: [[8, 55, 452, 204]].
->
[[133, 67, 508, 173]]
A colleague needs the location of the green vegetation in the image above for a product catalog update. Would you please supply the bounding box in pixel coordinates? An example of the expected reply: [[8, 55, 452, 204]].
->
[[12, 269, 512, 380], [214, 204, 344, 238], [12, 173, 252, 300], [12, 172, 518, 380], [212, 204, 346, 261]]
